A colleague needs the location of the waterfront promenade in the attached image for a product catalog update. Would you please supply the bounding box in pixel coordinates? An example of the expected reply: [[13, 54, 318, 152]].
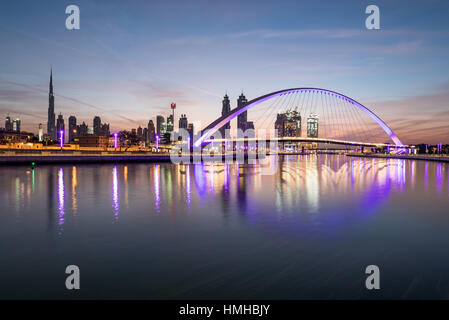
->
[[0, 150, 172, 164]]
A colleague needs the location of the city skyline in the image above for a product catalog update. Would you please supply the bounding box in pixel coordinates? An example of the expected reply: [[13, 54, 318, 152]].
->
[[0, 0, 449, 144]]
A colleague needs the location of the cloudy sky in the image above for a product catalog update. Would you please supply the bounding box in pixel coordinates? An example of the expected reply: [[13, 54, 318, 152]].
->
[[0, 0, 448, 144]]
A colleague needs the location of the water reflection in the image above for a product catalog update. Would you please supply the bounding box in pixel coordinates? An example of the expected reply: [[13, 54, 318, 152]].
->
[[58, 168, 65, 234], [2, 155, 449, 230], [72, 166, 77, 215], [154, 164, 160, 213], [112, 166, 119, 221]]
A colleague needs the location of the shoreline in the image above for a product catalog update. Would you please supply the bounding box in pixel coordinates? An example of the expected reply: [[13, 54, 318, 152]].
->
[[1, 151, 449, 165], [345, 153, 449, 163]]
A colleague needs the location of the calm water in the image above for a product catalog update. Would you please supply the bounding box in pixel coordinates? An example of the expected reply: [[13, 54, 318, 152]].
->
[[1, 155, 449, 299]]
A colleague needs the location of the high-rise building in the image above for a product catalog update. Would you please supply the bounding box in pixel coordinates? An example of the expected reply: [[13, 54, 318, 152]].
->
[[47, 68, 56, 140], [148, 120, 155, 142], [166, 115, 174, 133], [237, 93, 248, 133], [137, 126, 143, 140], [93, 116, 101, 135], [5, 116, 11, 131], [38, 123, 43, 141], [68, 116, 77, 142], [220, 94, 231, 137], [179, 114, 188, 130], [101, 123, 110, 136], [12, 117, 21, 132], [56, 114, 64, 141], [156, 116, 165, 136], [187, 123, 194, 138], [170, 103, 176, 130], [307, 114, 319, 138], [143, 127, 148, 144], [275, 110, 301, 137], [77, 122, 88, 137]]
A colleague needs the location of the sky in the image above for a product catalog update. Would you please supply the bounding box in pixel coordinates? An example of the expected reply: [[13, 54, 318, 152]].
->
[[0, 0, 448, 144]]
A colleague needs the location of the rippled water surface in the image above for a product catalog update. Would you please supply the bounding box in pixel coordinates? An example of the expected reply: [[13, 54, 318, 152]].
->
[[1, 155, 449, 299]]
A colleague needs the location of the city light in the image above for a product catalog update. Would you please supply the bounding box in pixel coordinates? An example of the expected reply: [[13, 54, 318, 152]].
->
[[59, 130, 64, 150], [155, 134, 160, 151], [114, 132, 118, 150]]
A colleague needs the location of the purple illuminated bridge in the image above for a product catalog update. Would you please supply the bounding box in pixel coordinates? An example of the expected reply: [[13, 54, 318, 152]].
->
[[194, 88, 404, 148]]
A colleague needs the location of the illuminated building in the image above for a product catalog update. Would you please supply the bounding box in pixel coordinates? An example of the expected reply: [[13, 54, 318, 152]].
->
[[78, 135, 109, 148], [5, 115, 12, 131], [38, 123, 43, 142], [307, 113, 319, 138], [275, 110, 301, 137], [12, 117, 21, 132], [156, 115, 165, 136], [166, 114, 174, 133], [170, 102, 176, 130]]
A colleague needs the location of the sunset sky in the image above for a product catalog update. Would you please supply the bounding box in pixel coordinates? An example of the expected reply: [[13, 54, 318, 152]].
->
[[0, 0, 449, 144]]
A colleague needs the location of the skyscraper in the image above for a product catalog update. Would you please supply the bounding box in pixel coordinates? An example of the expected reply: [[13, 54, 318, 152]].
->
[[166, 115, 174, 133], [137, 126, 143, 140], [179, 114, 188, 130], [93, 116, 101, 135], [237, 92, 248, 133], [56, 114, 64, 142], [307, 114, 319, 138], [5, 115, 11, 131], [12, 117, 21, 132], [47, 68, 56, 140], [275, 110, 302, 137], [77, 122, 88, 137], [220, 94, 231, 137], [156, 116, 165, 136], [148, 120, 155, 142], [68, 116, 77, 142], [187, 123, 194, 139]]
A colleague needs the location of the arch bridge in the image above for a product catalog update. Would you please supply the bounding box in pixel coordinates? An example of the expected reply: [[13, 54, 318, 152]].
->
[[194, 88, 405, 150]]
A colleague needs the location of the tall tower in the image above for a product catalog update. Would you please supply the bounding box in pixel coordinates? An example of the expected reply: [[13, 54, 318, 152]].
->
[[170, 103, 176, 131], [220, 94, 231, 138], [47, 68, 56, 140], [237, 92, 248, 134]]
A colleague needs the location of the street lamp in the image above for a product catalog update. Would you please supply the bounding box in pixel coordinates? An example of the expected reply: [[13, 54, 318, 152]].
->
[[59, 130, 64, 151], [114, 132, 118, 151], [155, 134, 160, 152]]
